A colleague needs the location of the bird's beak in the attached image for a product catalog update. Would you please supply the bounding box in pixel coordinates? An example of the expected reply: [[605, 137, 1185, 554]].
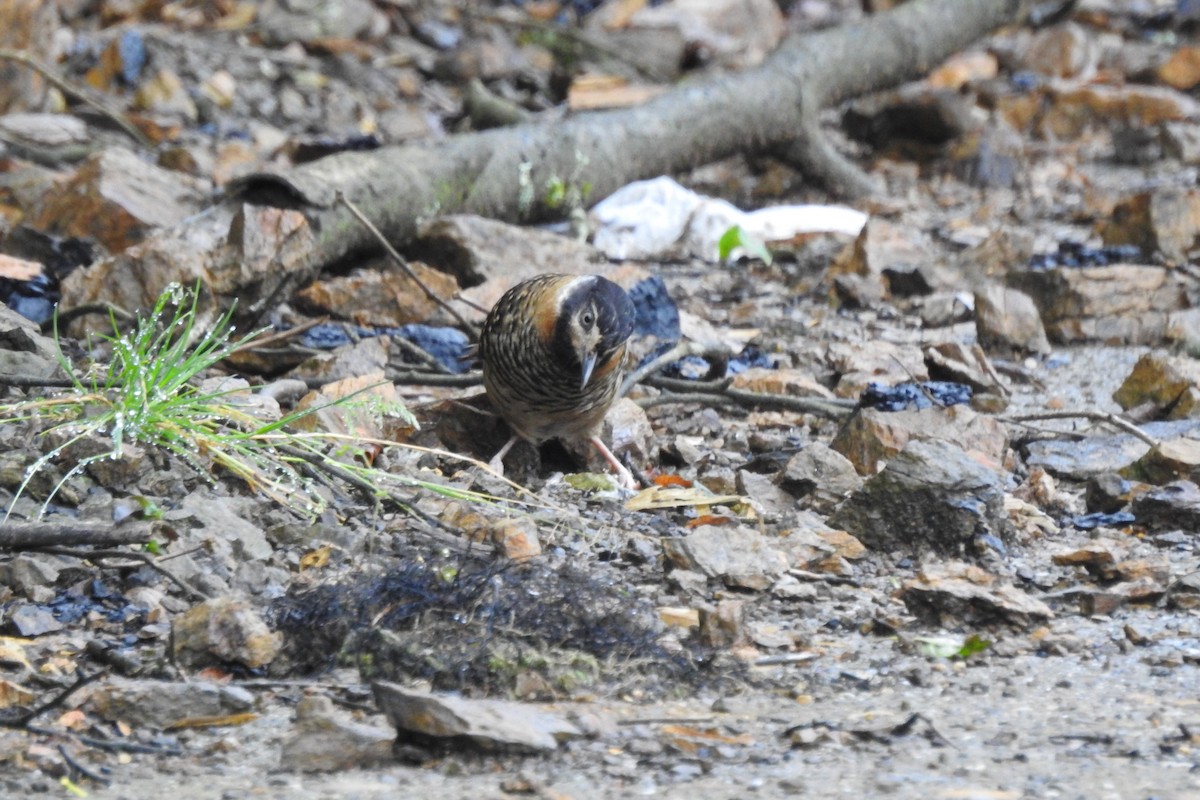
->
[[580, 352, 597, 389]]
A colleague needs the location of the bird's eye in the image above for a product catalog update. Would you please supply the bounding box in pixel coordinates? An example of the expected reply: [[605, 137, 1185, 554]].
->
[[581, 311, 595, 328]]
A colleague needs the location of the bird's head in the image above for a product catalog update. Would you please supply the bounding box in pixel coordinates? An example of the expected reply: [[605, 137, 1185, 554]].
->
[[554, 276, 636, 389]]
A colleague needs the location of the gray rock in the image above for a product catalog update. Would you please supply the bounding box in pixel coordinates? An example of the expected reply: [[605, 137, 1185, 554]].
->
[[89, 677, 253, 729], [372, 681, 581, 753], [777, 443, 863, 511], [9, 604, 63, 636], [830, 439, 1006, 555], [171, 491, 274, 562], [900, 563, 1053, 628], [279, 695, 395, 772], [1026, 419, 1200, 480], [737, 469, 795, 517], [0, 303, 61, 377], [1132, 480, 1200, 533], [975, 284, 1051, 355], [662, 524, 789, 590], [1162, 121, 1200, 165], [0, 554, 61, 596]]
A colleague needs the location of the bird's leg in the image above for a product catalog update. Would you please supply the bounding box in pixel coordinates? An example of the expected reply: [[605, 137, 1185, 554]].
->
[[488, 435, 520, 476], [589, 435, 639, 490]]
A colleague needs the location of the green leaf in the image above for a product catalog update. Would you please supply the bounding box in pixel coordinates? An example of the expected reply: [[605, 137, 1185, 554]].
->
[[957, 633, 991, 658], [545, 176, 566, 208], [717, 225, 772, 265]]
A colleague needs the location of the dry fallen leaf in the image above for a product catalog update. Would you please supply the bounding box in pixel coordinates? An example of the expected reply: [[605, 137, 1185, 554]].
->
[[166, 712, 260, 730], [300, 544, 333, 570], [625, 485, 744, 512]]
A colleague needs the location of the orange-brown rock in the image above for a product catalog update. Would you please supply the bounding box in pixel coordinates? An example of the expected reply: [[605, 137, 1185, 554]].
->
[[0, 0, 59, 112], [1158, 45, 1200, 91], [1100, 188, 1200, 265], [831, 404, 1008, 475], [295, 263, 460, 327], [731, 367, 836, 400], [1123, 437, 1200, 485], [1009, 265, 1193, 345], [1043, 83, 1200, 139], [33, 147, 210, 253], [1113, 353, 1200, 419]]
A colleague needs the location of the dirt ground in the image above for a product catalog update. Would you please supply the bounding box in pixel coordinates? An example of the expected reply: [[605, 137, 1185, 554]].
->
[[4, 1, 1200, 798]]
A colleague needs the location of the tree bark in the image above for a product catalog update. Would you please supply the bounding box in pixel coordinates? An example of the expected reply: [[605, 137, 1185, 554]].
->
[[237, 0, 1029, 266]]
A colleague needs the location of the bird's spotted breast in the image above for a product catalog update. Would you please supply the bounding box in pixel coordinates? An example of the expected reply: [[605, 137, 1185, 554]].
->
[[478, 273, 634, 446]]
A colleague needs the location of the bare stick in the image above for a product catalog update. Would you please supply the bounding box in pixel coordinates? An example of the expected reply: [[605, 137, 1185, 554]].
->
[[58, 743, 112, 786], [1002, 410, 1159, 448], [33, 547, 210, 601], [334, 191, 480, 339], [640, 375, 854, 419], [0, 521, 155, 550], [225, 316, 328, 355], [618, 340, 719, 399], [3, 669, 105, 728], [0, 49, 150, 148], [0, 374, 75, 389], [637, 391, 741, 410], [46, 301, 135, 332], [387, 370, 482, 388], [389, 336, 451, 374]]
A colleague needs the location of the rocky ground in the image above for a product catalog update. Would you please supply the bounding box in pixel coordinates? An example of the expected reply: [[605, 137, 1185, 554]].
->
[[2, 0, 1200, 798]]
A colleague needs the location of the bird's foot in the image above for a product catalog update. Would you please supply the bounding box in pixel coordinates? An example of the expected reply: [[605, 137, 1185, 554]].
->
[[486, 435, 520, 479], [590, 435, 640, 491]]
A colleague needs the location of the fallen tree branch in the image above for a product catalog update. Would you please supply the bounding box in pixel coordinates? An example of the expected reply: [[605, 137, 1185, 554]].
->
[[236, 0, 1031, 268], [0, 521, 156, 549], [62, 0, 1033, 333], [642, 374, 855, 419]]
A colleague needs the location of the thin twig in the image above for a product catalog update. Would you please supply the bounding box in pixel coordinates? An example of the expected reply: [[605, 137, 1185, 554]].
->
[[639, 375, 854, 418], [1001, 410, 1159, 448], [636, 391, 740, 410], [389, 336, 451, 374], [752, 653, 819, 666], [454, 293, 489, 314], [724, 386, 854, 418], [230, 678, 370, 690], [45, 301, 136, 332], [644, 374, 734, 394], [616, 716, 717, 726], [73, 733, 183, 756], [58, 744, 112, 786], [334, 191, 480, 339], [0, 374, 76, 389], [224, 316, 328, 356], [619, 340, 719, 399], [0, 48, 151, 148], [3, 669, 106, 728], [32, 547, 209, 601], [387, 369, 482, 388], [787, 568, 860, 586]]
